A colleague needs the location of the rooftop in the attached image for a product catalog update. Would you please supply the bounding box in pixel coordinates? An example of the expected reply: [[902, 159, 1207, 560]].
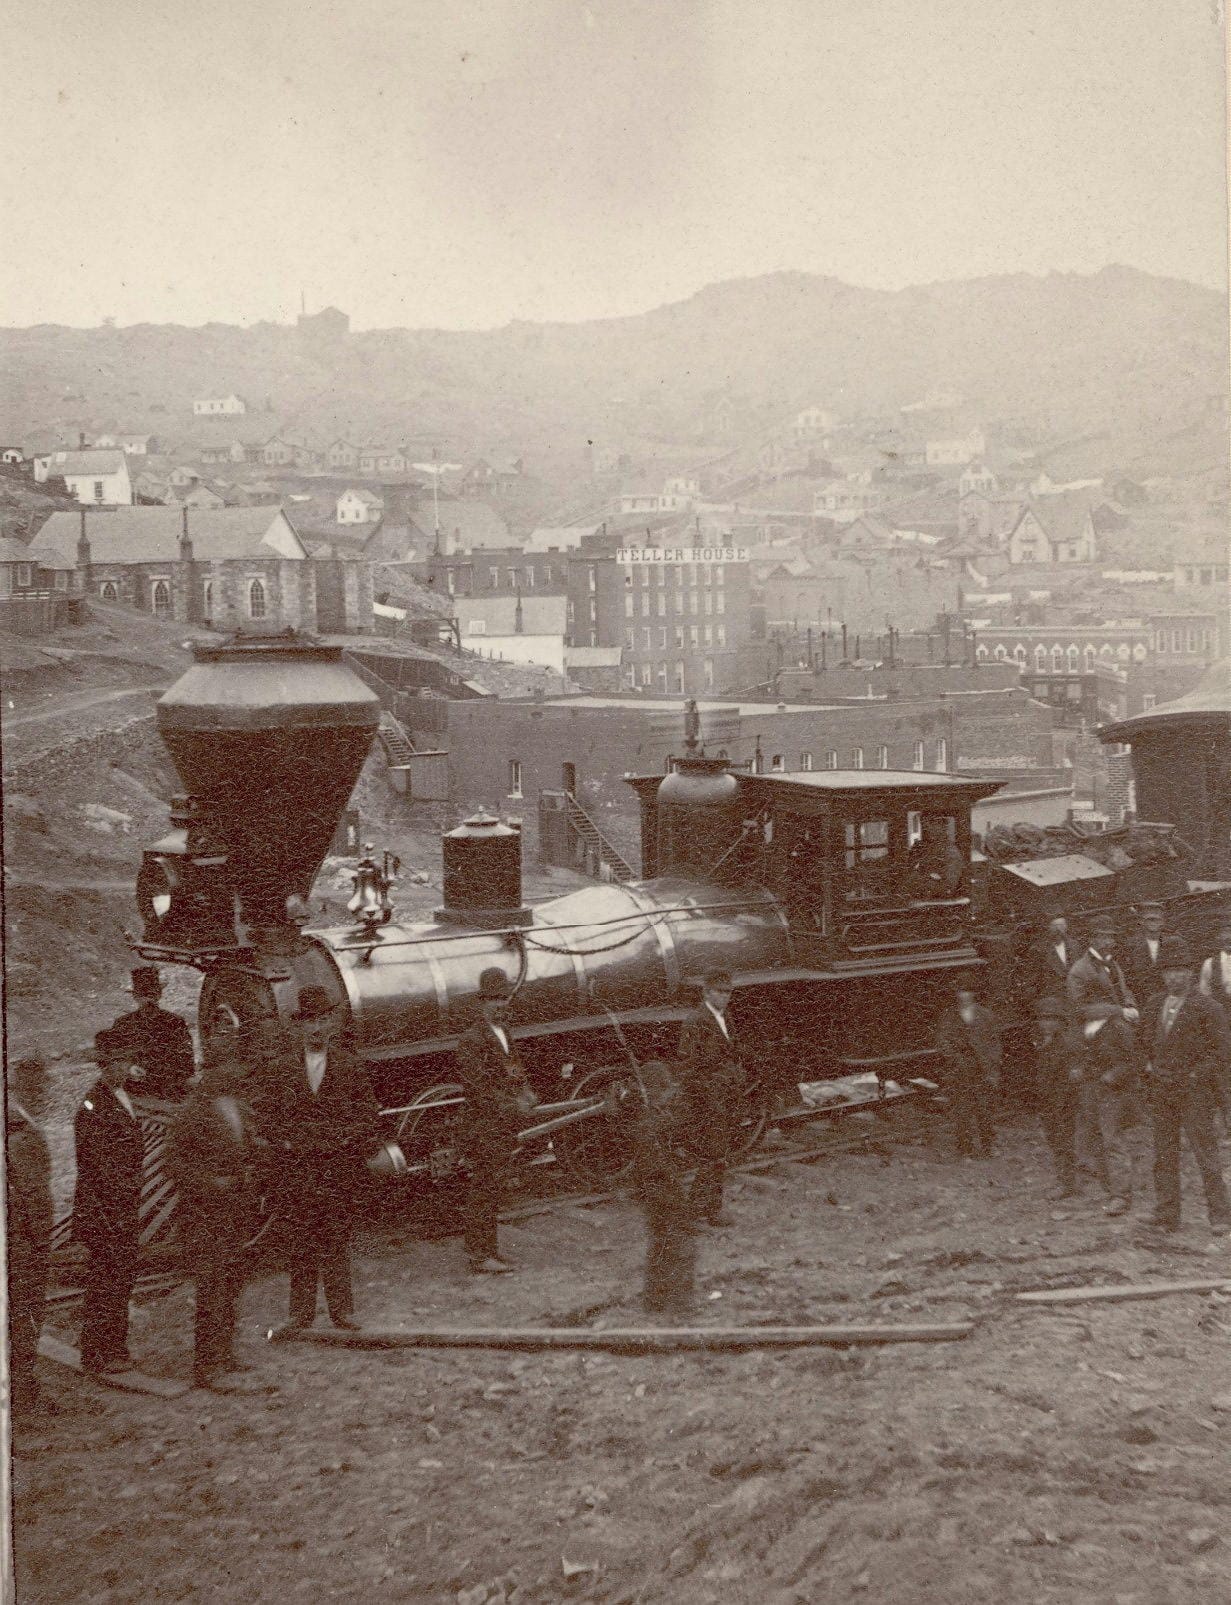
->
[[40, 449, 127, 477], [30, 507, 307, 566]]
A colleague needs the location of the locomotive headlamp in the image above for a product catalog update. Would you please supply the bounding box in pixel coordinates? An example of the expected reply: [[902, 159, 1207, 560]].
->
[[348, 846, 393, 933], [136, 852, 181, 931]]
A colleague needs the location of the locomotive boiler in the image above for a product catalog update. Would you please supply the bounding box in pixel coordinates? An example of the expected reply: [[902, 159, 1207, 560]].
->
[[133, 631, 1231, 1188]]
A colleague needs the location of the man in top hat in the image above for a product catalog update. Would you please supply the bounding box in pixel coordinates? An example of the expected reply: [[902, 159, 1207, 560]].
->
[[1033, 997, 1081, 1198], [166, 1042, 266, 1389], [1120, 903, 1170, 1020], [455, 967, 537, 1274], [934, 980, 1001, 1159], [676, 970, 746, 1227], [1067, 914, 1140, 1216], [256, 986, 379, 1338], [73, 1028, 146, 1375], [1141, 935, 1231, 1235], [110, 966, 195, 1103], [7, 1057, 55, 1414]]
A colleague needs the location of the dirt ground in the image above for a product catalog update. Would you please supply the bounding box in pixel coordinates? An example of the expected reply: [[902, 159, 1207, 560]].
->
[[12, 1113, 1231, 1605]]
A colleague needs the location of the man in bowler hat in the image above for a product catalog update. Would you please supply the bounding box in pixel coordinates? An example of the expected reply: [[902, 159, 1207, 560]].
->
[[1033, 996, 1081, 1198], [455, 967, 537, 1273], [1142, 935, 1231, 1235], [1067, 914, 1140, 1215], [934, 980, 1001, 1159], [166, 1045, 265, 1388], [257, 986, 379, 1339], [110, 966, 196, 1102], [676, 970, 746, 1227], [7, 1057, 55, 1413], [73, 1028, 145, 1375], [620, 1060, 696, 1315]]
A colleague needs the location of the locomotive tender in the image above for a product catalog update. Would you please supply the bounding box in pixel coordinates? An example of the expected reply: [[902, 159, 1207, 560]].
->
[[134, 632, 1231, 1179]]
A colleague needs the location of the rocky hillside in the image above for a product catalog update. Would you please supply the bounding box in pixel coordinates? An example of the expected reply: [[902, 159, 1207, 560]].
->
[[2, 266, 1224, 488]]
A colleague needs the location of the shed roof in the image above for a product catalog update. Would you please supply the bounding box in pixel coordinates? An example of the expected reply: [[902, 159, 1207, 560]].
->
[[1098, 657, 1231, 741], [408, 498, 510, 549], [41, 449, 127, 477], [30, 507, 307, 566]]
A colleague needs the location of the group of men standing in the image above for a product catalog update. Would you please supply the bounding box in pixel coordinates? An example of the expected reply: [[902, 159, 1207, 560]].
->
[[12, 904, 1229, 1413], [1028, 907, 1231, 1234], [7, 961, 749, 1407]]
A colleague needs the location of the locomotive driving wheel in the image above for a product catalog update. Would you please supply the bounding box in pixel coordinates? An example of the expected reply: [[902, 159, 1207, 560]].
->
[[551, 1064, 638, 1191], [385, 1082, 465, 1181]]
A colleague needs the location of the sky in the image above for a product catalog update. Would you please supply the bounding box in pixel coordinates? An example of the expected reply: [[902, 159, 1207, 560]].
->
[[2, 0, 1227, 329]]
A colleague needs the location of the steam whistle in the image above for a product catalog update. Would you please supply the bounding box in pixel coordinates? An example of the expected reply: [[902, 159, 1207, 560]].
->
[[348, 844, 394, 939]]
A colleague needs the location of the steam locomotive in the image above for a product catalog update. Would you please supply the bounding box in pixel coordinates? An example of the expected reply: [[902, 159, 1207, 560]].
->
[[132, 632, 1231, 1189]]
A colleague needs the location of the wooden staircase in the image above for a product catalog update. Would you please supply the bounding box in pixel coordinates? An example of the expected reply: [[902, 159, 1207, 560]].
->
[[565, 794, 635, 883], [377, 711, 417, 766]]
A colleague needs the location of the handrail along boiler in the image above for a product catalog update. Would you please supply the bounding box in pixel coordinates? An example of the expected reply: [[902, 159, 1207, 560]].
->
[[133, 632, 1231, 1187]]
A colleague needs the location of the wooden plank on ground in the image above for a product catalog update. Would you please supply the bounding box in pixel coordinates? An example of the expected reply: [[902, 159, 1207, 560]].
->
[[1017, 1277, 1231, 1307], [38, 1333, 190, 1397], [288, 1321, 974, 1353]]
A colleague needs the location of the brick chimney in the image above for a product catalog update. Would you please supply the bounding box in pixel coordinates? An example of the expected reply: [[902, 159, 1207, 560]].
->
[[179, 506, 193, 562], [76, 507, 91, 570]]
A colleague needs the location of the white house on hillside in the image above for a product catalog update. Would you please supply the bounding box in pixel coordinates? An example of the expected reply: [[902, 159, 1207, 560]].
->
[[193, 394, 247, 416], [33, 449, 133, 505], [926, 428, 987, 467], [792, 405, 836, 439], [336, 487, 384, 524], [1006, 499, 1097, 565], [813, 478, 884, 523]]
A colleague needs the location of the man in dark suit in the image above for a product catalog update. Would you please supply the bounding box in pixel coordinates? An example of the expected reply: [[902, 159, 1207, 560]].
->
[[166, 1046, 264, 1389], [110, 966, 195, 1103], [1142, 936, 1231, 1235], [1120, 903, 1168, 1017], [455, 967, 537, 1274], [1033, 997, 1081, 1198], [1197, 914, 1231, 1131], [1067, 914, 1140, 1215], [73, 1028, 146, 1375], [257, 987, 379, 1339], [620, 1060, 696, 1316], [1033, 915, 1073, 1007], [676, 970, 746, 1227], [1197, 915, 1231, 1009], [7, 1057, 54, 1414], [934, 981, 1001, 1158]]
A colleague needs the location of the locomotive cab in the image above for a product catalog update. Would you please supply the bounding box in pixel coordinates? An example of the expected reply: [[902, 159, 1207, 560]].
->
[[630, 763, 1004, 971], [744, 772, 1002, 967]]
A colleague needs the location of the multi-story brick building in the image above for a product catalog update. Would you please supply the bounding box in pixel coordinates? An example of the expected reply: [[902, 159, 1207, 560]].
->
[[411, 539, 768, 695], [432, 683, 1052, 858]]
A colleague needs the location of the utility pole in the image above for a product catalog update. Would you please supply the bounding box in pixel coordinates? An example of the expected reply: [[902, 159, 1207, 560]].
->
[[432, 445, 442, 555]]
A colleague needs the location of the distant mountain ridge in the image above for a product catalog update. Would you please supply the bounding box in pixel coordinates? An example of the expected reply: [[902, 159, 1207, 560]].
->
[[1, 265, 1225, 490]]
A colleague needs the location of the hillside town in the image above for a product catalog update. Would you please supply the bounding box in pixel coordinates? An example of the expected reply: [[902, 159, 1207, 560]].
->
[[3, 361, 1225, 875], [6, 3, 1231, 1599]]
